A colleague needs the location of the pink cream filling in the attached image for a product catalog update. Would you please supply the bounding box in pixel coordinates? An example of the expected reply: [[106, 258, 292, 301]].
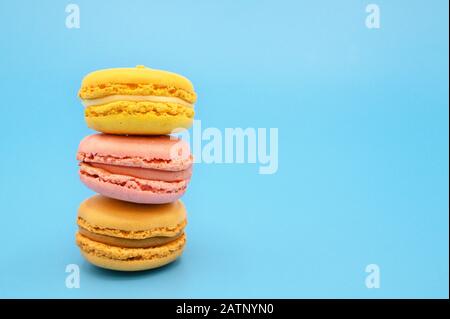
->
[[89, 162, 192, 182]]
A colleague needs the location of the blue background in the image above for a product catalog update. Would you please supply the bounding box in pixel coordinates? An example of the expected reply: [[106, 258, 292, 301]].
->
[[0, 0, 448, 298]]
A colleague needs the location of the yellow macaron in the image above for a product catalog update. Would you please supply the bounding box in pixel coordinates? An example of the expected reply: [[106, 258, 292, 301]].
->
[[75, 195, 187, 271], [78, 65, 196, 135]]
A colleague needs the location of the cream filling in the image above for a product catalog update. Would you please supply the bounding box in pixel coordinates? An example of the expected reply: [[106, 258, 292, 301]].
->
[[78, 228, 183, 248], [81, 95, 193, 108]]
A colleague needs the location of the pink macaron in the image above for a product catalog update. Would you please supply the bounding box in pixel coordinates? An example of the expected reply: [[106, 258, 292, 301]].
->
[[76, 134, 192, 204]]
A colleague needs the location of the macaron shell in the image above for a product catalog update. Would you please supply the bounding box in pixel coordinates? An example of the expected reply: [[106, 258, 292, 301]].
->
[[79, 168, 188, 204], [85, 107, 193, 135], [79, 66, 195, 97], [77, 134, 192, 168], [80, 250, 184, 271], [78, 195, 187, 232], [77, 232, 186, 271]]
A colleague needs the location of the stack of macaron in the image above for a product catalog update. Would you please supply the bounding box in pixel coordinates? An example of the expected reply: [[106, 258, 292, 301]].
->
[[75, 65, 196, 271]]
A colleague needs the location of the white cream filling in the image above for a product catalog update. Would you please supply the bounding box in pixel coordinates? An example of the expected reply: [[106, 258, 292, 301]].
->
[[81, 95, 193, 108]]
